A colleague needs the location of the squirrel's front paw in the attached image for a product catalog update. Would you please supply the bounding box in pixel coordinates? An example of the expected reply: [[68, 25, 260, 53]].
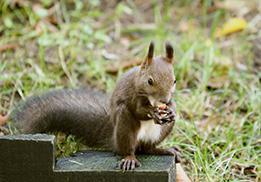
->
[[152, 103, 176, 124], [119, 155, 141, 171]]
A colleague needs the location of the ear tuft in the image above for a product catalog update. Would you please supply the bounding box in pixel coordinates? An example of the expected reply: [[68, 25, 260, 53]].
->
[[165, 42, 174, 62], [147, 41, 154, 60], [141, 41, 154, 68]]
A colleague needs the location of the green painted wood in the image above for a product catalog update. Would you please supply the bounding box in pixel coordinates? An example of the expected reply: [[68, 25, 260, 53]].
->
[[55, 151, 175, 182], [0, 134, 55, 182], [0, 134, 176, 182]]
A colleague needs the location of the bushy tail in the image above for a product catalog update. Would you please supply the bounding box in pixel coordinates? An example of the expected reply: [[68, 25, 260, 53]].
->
[[10, 88, 113, 148]]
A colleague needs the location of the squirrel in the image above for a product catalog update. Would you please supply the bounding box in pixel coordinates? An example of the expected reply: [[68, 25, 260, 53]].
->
[[9, 42, 179, 171]]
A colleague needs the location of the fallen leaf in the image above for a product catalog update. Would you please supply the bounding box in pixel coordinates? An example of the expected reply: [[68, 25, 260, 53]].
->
[[208, 75, 229, 89], [215, 18, 247, 38], [106, 58, 142, 74], [33, 4, 49, 18], [179, 21, 189, 32], [0, 43, 19, 52], [102, 49, 119, 60], [215, 0, 257, 17], [120, 37, 130, 47], [176, 163, 191, 182], [0, 115, 8, 126]]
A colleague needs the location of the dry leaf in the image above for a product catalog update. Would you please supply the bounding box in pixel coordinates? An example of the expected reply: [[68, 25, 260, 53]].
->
[[208, 76, 228, 89], [176, 163, 191, 182], [179, 21, 189, 32], [0, 115, 8, 126], [0, 43, 19, 52], [178, 20, 196, 33], [106, 58, 142, 74], [215, 18, 247, 38], [102, 49, 119, 60]]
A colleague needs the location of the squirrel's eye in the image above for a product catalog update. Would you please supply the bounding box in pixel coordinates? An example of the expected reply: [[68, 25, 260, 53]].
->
[[148, 78, 154, 86], [173, 80, 177, 85]]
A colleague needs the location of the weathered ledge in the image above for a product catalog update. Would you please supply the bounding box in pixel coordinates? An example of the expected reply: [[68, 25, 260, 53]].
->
[[0, 134, 176, 182]]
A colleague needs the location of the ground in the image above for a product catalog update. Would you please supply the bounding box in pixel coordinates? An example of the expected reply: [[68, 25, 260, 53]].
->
[[0, 1, 260, 181]]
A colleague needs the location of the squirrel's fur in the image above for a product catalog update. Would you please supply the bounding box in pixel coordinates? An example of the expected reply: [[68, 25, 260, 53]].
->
[[10, 42, 178, 170], [11, 88, 113, 148]]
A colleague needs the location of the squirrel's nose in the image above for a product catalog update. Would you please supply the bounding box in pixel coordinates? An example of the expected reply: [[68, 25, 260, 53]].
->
[[159, 93, 172, 104], [159, 98, 170, 104], [150, 96, 171, 106]]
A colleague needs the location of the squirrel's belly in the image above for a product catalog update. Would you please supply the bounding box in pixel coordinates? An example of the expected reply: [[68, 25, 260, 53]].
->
[[137, 119, 162, 143]]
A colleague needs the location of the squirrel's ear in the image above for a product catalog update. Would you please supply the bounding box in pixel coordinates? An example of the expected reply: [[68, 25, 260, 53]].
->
[[141, 41, 154, 68], [165, 42, 174, 63]]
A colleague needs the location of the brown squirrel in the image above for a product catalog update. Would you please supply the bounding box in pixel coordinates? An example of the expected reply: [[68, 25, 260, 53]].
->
[[10, 42, 178, 170]]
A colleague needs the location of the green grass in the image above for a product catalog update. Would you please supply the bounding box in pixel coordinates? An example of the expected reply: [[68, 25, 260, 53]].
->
[[0, 1, 260, 181]]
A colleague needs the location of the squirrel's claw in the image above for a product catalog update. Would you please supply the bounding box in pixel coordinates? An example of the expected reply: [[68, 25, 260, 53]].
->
[[167, 147, 182, 163], [119, 156, 141, 171]]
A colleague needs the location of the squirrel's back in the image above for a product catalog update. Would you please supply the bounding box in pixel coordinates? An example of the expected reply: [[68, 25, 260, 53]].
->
[[11, 87, 113, 148]]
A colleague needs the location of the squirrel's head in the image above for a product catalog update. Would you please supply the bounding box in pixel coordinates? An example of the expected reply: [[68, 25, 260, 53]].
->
[[135, 42, 176, 107]]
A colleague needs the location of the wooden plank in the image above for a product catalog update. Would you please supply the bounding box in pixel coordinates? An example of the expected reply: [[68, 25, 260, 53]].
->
[[0, 134, 176, 182], [0, 134, 55, 182], [55, 151, 175, 182]]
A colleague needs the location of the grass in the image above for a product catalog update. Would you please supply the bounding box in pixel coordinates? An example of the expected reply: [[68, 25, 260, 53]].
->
[[0, 0, 260, 181]]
